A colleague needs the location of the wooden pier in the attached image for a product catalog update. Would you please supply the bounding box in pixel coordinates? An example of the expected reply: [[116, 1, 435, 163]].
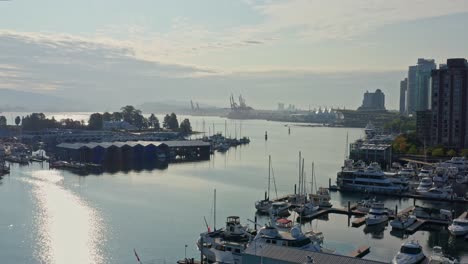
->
[[349, 245, 371, 258], [406, 219, 427, 233]]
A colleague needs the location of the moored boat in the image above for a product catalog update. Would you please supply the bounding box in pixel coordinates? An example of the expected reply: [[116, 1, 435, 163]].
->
[[392, 240, 426, 264], [365, 202, 388, 226], [448, 218, 468, 236], [390, 215, 417, 230]]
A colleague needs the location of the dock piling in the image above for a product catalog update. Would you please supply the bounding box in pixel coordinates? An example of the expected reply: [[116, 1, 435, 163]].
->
[[395, 205, 398, 216], [328, 178, 331, 188], [254, 216, 257, 231], [294, 184, 297, 195], [348, 201, 351, 214]]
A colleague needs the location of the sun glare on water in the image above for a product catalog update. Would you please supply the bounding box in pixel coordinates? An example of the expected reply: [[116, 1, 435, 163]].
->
[[23, 170, 107, 264]]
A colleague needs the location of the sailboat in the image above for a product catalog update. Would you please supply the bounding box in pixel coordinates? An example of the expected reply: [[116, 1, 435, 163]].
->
[[255, 156, 273, 213], [309, 163, 333, 208]]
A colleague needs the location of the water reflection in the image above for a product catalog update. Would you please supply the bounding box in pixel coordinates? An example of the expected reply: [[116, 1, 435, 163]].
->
[[24, 170, 107, 264], [363, 223, 387, 239]]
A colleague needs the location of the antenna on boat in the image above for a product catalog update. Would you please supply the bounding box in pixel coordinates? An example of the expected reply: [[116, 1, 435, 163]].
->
[[203, 216, 210, 232]]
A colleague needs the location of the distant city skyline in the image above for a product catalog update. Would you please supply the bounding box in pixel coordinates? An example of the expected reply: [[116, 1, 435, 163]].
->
[[1, 1, 468, 110]]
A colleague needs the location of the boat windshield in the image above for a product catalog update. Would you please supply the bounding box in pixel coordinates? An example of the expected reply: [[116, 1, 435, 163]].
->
[[400, 246, 422, 254], [454, 220, 468, 226]]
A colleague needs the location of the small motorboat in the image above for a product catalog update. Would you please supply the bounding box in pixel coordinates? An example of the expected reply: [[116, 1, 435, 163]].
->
[[356, 197, 376, 213], [428, 246, 459, 264], [269, 202, 290, 217], [294, 202, 320, 218], [390, 215, 417, 230], [448, 217, 468, 236], [255, 199, 272, 213], [392, 240, 426, 264]]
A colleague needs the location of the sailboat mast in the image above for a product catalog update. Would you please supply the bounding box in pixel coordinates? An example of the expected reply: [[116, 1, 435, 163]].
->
[[268, 155, 271, 200], [298, 152, 302, 195], [301, 158, 305, 195], [311, 162, 314, 193], [214, 189, 216, 231]]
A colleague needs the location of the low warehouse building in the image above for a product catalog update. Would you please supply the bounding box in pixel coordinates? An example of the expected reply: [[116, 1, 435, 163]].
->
[[56, 140, 211, 163]]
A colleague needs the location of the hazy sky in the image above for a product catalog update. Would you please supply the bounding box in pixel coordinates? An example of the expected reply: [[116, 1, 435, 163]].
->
[[1, 0, 467, 110]]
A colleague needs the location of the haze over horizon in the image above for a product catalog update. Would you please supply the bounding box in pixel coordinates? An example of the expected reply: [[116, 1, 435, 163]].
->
[[1, 0, 468, 110]]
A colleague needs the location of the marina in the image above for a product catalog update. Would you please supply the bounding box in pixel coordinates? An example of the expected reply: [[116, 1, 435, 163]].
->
[[0, 115, 467, 264]]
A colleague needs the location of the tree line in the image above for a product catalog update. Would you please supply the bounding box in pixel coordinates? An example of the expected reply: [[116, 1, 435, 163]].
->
[[2, 105, 192, 133]]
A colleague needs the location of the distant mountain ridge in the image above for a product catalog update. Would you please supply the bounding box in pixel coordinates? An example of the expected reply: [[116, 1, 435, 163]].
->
[[0, 89, 91, 112]]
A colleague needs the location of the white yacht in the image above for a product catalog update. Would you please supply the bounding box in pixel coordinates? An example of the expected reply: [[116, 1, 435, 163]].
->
[[197, 216, 254, 264], [443, 157, 467, 171], [365, 202, 388, 226], [448, 218, 468, 236], [455, 174, 468, 184], [337, 161, 406, 194], [428, 246, 459, 264], [433, 172, 450, 187], [390, 215, 417, 230], [416, 177, 433, 194], [398, 164, 416, 178], [413, 206, 452, 221], [418, 167, 433, 179], [421, 187, 452, 199], [392, 240, 426, 264], [308, 187, 332, 208], [269, 202, 290, 217]]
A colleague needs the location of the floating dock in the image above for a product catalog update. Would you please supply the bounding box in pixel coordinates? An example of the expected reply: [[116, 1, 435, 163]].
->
[[349, 245, 371, 258]]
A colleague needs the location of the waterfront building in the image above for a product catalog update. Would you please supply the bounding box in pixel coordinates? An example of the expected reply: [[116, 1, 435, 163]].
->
[[406, 59, 436, 114], [416, 110, 432, 144], [399, 78, 407, 114], [431, 58, 468, 150], [349, 140, 392, 168], [242, 244, 385, 264], [358, 89, 385, 111]]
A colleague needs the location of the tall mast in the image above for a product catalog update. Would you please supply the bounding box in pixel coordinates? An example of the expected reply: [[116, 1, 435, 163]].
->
[[301, 158, 305, 195], [298, 152, 302, 196], [267, 156, 270, 200], [311, 162, 314, 194], [214, 189, 216, 231]]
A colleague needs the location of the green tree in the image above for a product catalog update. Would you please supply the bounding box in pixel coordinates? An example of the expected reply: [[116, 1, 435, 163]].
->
[[432, 148, 445, 157], [111, 112, 123, 121], [461, 149, 468, 158], [169, 113, 179, 130], [15, 116, 21, 126], [0, 116, 6, 126], [447, 149, 457, 157], [148, 114, 160, 130], [102, 112, 112, 122], [180, 118, 192, 133], [88, 113, 103, 130], [163, 114, 171, 129], [408, 145, 418, 155]]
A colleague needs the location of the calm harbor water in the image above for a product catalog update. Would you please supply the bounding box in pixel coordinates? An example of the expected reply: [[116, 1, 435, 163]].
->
[[0, 113, 467, 264]]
